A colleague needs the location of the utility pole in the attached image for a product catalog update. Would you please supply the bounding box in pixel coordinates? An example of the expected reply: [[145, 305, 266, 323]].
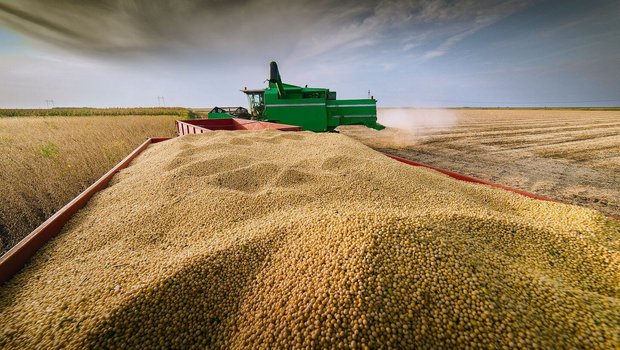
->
[[157, 96, 166, 107], [45, 99, 55, 108]]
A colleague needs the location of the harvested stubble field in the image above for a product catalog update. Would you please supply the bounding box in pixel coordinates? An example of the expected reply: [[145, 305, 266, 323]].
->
[[0, 130, 617, 349], [0, 114, 179, 254], [341, 108, 620, 217]]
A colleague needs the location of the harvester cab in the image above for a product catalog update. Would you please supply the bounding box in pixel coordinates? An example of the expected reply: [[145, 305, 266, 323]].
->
[[243, 89, 265, 118], [208, 61, 384, 132]]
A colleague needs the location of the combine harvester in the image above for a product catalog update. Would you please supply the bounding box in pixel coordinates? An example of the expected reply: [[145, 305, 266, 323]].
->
[[0, 61, 613, 284], [205, 61, 384, 132]]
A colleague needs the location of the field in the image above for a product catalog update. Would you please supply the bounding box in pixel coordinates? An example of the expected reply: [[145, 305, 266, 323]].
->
[[0, 107, 197, 118], [341, 108, 620, 217], [0, 112, 180, 254], [2, 108, 618, 256]]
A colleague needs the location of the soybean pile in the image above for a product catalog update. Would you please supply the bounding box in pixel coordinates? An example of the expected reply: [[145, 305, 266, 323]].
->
[[1, 130, 618, 349]]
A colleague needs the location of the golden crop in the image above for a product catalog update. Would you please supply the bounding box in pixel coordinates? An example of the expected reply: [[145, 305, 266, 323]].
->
[[0, 114, 179, 254], [0, 130, 617, 349]]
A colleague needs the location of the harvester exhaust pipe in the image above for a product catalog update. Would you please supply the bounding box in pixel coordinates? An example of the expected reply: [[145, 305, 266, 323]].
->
[[269, 61, 279, 82], [269, 61, 286, 98]]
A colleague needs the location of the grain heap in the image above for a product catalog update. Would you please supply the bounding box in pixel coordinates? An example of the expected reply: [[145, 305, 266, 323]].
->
[[0, 130, 618, 349]]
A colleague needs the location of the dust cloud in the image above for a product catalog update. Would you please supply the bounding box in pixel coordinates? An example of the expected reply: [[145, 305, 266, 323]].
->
[[339, 108, 457, 149], [378, 108, 457, 136]]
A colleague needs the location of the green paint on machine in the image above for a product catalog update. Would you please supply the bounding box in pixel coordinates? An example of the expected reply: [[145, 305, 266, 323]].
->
[[208, 62, 384, 132]]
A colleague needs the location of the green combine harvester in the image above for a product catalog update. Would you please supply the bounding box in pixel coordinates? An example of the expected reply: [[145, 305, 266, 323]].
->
[[208, 62, 384, 132]]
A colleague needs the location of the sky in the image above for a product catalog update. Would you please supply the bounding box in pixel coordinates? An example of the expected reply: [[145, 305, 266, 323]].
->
[[0, 0, 619, 108]]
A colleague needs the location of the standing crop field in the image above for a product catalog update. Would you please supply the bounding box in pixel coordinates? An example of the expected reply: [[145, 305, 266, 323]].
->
[[0, 115, 179, 254], [341, 109, 620, 217]]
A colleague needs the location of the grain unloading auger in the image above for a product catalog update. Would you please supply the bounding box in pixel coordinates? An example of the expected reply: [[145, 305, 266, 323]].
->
[[208, 61, 385, 132]]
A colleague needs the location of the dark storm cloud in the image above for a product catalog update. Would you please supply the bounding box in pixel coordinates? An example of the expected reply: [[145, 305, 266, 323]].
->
[[0, 0, 530, 58], [0, 2, 87, 41]]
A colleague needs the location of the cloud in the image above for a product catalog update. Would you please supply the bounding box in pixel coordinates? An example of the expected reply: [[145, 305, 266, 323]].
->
[[0, 0, 529, 62], [0, 0, 549, 108], [413, 0, 531, 61]]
